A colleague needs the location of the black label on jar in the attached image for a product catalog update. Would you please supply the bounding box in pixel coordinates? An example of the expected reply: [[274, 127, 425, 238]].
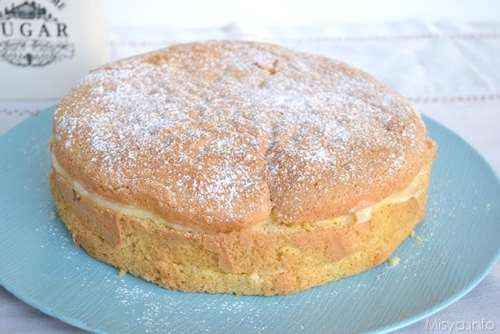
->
[[0, 0, 74, 67]]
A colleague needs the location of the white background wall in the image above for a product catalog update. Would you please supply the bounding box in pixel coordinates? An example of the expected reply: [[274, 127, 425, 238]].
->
[[105, 0, 500, 29]]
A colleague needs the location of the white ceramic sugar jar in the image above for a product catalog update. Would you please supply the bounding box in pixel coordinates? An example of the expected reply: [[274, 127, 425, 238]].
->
[[0, 0, 109, 100]]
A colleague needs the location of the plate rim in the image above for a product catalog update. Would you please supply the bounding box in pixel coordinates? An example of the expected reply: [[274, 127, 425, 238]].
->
[[0, 107, 499, 334]]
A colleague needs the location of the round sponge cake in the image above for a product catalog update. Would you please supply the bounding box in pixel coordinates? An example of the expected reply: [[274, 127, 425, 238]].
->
[[50, 40, 436, 295]]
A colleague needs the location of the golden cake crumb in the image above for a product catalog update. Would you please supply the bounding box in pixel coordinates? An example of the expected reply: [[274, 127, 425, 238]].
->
[[388, 256, 401, 267]]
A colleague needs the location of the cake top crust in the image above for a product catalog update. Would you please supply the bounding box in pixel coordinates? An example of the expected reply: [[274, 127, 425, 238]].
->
[[52, 40, 433, 232]]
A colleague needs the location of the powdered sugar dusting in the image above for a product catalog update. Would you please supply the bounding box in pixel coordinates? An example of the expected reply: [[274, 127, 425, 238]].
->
[[53, 40, 424, 226]]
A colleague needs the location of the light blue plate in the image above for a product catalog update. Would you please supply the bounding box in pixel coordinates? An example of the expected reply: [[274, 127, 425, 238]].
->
[[0, 108, 499, 334]]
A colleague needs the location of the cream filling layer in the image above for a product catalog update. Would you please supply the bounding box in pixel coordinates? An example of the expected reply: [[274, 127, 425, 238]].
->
[[51, 153, 196, 233], [51, 153, 424, 233]]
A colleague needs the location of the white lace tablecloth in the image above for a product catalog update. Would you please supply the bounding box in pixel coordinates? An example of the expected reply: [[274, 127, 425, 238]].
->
[[0, 22, 499, 333]]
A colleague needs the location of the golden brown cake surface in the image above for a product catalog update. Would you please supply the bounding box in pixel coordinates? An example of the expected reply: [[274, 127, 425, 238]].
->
[[50, 40, 436, 295]]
